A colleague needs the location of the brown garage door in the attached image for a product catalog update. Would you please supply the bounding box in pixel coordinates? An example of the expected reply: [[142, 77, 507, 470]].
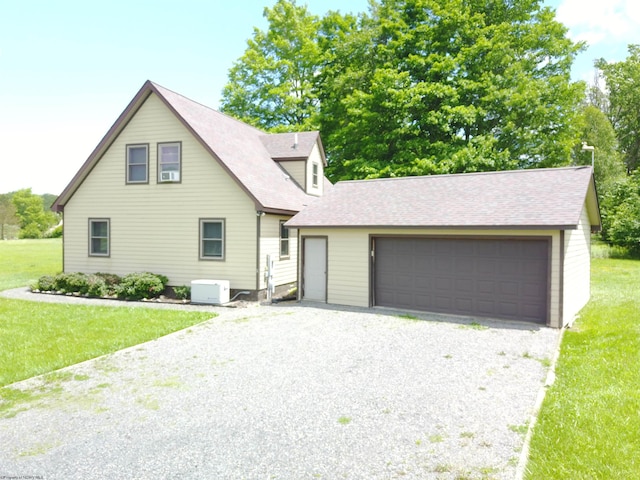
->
[[373, 237, 549, 323]]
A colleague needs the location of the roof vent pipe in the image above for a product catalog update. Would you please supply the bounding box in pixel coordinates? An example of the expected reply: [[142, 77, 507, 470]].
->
[[293, 133, 298, 149]]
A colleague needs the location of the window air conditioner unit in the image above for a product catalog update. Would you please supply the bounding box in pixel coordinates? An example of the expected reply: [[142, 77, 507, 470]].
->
[[161, 171, 180, 182]]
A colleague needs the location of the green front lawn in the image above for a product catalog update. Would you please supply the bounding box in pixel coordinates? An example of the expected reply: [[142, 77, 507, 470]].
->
[[0, 239, 213, 388], [0, 238, 61, 291], [525, 258, 640, 478], [0, 299, 213, 387]]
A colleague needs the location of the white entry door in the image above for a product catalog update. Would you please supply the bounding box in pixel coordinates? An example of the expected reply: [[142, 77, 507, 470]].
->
[[302, 237, 327, 302]]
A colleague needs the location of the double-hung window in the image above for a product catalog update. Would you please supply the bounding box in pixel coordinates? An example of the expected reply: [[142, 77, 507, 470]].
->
[[158, 142, 181, 182], [200, 219, 224, 260], [126, 144, 149, 183], [89, 219, 110, 256], [280, 221, 290, 258]]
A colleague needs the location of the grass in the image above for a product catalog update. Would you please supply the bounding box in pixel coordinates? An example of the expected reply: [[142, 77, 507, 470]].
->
[[525, 258, 640, 478], [0, 238, 62, 290], [0, 239, 214, 388]]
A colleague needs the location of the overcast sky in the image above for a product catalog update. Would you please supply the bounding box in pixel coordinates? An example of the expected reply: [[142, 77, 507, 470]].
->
[[1, 0, 638, 195]]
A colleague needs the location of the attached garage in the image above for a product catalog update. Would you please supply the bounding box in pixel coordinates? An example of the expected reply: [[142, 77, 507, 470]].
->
[[287, 167, 601, 328], [373, 237, 549, 323]]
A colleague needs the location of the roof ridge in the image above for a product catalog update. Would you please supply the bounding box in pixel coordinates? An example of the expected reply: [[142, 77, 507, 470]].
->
[[150, 80, 267, 135], [336, 166, 591, 184]]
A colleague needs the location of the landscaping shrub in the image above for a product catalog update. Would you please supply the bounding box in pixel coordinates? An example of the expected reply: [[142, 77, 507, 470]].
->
[[95, 272, 122, 294], [33, 275, 56, 292], [173, 285, 191, 300], [53, 272, 89, 294], [31, 271, 171, 300], [115, 272, 168, 301], [86, 274, 108, 297]]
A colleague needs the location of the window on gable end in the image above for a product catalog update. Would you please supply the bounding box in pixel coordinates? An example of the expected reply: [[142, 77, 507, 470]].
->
[[158, 142, 181, 182], [126, 144, 149, 183]]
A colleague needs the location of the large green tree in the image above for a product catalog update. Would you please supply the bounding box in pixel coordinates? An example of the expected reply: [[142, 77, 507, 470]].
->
[[220, 0, 322, 131], [573, 105, 625, 193], [11, 189, 58, 239], [596, 45, 640, 173], [599, 172, 640, 254], [318, 0, 586, 180]]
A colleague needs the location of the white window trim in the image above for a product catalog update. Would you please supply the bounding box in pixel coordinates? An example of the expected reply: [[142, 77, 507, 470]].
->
[[312, 162, 319, 188], [126, 144, 149, 184], [89, 218, 110, 257], [199, 218, 225, 260]]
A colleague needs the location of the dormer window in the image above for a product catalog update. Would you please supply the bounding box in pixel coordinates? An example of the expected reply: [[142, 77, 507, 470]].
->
[[312, 162, 319, 188]]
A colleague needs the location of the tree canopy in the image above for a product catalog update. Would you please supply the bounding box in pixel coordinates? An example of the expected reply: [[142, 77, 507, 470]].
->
[[596, 45, 640, 173], [221, 0, 586, 181], [219, 0, 322, 131], [8, 189, 59, 239], [318, 0, 585, 180]]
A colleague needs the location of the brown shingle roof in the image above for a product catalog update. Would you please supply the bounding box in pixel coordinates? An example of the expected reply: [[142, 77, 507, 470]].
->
[[260, 132, 326, 163], [53, 81, 321, 214], [287, 167, 600, 230]]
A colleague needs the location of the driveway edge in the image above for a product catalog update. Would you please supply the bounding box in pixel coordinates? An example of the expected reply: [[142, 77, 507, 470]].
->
[[514, 326, 566, 479]]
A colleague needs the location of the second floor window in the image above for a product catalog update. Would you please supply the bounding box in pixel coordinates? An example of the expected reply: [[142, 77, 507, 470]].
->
[[126, 144, 148, 183], [158, 142, 181, 182]]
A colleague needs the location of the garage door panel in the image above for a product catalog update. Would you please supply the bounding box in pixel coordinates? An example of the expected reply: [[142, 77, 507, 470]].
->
[[435, 277, 453, 291], [455, 278, 474, 294], [374, 237, 548, 323], [455, 298, 473, 311], [455, 258, 474, 274], [477, 258, 497, 275], [499, 282, 518, 296]]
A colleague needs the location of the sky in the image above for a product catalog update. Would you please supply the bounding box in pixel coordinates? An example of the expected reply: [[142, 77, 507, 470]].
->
[[1, 0, 639, 195]]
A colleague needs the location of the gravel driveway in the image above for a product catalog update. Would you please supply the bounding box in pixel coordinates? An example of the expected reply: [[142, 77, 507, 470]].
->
[[0, 290, 560, 479]]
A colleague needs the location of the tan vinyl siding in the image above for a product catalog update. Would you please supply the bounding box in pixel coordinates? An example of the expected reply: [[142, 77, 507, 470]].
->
[[63, 93, 258, 289], [258, 214, 298, 289], [562, 205, 592, 325], [298, 228, 562, 326], [278, 161, 306, 190]]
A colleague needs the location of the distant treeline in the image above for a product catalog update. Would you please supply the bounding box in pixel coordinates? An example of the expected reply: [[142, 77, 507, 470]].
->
[[0, 189, 61, 240]]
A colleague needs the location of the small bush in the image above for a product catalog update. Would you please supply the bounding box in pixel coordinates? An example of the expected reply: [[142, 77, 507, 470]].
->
[[115, 272, 168, 301], [19, 223, 43, 239], [53, 272, 89, 295], [173, 285, 191, 300], [33, 275, 56, 292], [86, 274, 108, 297], [46, 224, 63, 238], [95, 272, 122, 295]]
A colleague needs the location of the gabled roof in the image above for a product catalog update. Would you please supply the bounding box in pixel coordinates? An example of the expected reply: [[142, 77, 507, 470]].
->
[[260, 131, 327, 164], [53, 81, 322, 214], [287, 166, 601, 230]]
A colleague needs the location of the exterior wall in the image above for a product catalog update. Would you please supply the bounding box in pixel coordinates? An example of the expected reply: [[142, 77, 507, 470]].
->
[[562, 204, 592, 324], [63, 93, 259, 289], [258, 214, 298, 290], [277, 143, 324, 196], [298, 228, 563, 327], [305, 144, 324, 197], [278, 161, 306, 190]]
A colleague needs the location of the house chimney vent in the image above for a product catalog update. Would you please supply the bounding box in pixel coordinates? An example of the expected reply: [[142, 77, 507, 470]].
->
[[293, 133, 298, 149]]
